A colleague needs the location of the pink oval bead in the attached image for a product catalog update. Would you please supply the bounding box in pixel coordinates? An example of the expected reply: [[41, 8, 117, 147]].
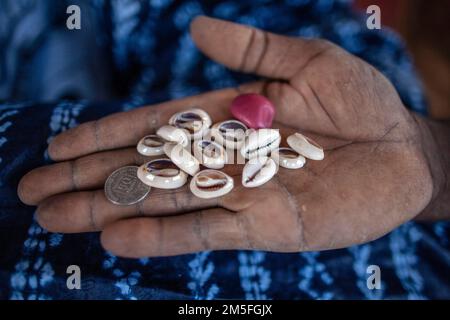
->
[[230, 93, 275, 129]]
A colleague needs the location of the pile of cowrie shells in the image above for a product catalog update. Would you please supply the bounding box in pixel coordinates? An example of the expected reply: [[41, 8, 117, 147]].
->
[[106, 95, 325, 204]]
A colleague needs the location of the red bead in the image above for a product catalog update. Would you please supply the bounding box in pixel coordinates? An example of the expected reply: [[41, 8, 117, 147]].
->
[[230, 93, 275, 129]]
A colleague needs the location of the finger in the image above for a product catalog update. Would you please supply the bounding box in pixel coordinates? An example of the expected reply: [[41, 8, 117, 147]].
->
[[190, 16, 330, 80], [18, 147, 150, 205], [35, 162, 245, 233], [19, 137, 248, 206], [36, 186, 219, 233], [100, 208, 246, 258], [48, 88, 237, 161]]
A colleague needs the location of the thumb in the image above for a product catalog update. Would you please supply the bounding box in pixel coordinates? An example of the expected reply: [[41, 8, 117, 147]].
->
[[190, 15, 327, 80]]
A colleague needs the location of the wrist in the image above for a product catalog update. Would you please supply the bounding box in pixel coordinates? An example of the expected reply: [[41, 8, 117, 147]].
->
[[412, 113, 450, 220]]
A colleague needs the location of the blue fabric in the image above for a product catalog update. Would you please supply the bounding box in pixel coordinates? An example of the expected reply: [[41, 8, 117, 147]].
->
[[1, 0, 449, 299]]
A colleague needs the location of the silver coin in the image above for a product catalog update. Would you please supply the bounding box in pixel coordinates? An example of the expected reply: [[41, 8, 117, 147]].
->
[[105, 166, 150, 205]]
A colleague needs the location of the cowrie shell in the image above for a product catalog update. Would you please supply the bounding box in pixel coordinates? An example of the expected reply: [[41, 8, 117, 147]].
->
[[210, 120, 248, 150], [287, 133, 324, 160], [190, 170, 234, 199], [137, 158, 187, 189], [156, 125, 189, 147], [169, 108, 212, 140], [163, 143, 200, 176], [242, 156, 277, 188], [271, 147, 306, 169], [192, 140, 227, 169], [137, 134, 166, 156], [240, 129, 281, 159]]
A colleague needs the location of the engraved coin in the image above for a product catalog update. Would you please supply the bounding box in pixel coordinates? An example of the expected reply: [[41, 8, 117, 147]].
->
[[105, 166, 150, 205]]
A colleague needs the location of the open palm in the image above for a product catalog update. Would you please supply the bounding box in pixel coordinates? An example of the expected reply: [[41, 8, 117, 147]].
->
[[18, 16, 433, 257]]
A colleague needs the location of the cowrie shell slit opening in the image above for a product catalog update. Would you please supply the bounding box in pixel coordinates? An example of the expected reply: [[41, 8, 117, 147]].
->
[[137, 135, 166, 156], [287, 132, 324, 160], [240, 129, 281, 159], [169, 108, 212, 140], [271, 147, 306, 169], [190, 170, 234, 199], [137, 158, 188, 189], [210, 120, 248, 150], [242, 156, 277, 188]]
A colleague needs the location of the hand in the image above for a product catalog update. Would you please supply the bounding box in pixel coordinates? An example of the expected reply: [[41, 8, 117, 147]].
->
[[18, 16, 435, 258]]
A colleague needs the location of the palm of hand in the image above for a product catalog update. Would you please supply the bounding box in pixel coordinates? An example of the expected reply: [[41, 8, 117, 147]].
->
[[221, 46, 431, 252], [18, 17, 432, 257]]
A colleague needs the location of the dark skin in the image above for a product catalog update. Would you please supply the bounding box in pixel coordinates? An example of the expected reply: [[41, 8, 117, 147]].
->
[[17, 16, 450, 258]]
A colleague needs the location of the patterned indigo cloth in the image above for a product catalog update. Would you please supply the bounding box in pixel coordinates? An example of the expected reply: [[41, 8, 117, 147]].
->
[[1, 0, 449, 299]]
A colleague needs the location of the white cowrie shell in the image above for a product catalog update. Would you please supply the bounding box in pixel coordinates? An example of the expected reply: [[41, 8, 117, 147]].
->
[[137, 158, 188, 189], [190, 170, 234, 199], [156, 125, 189, 147], [287, 133, 324, 160], [192, 140, 227, 169], [137, 135, 166, 156], [242, 156, 277, 188], [163, 143, 200, 176], [271, 147, 306, 169], [169, 108, 212, 140], [240, 129, 281, 159], [210, 120, 248, 150]]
